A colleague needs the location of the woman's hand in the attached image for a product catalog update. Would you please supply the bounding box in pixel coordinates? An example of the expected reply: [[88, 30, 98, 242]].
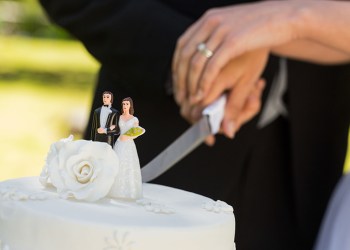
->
[[180, 48, 268, 138], [205, 77, 266, 145], [172, 1, 303, 106], [119, 135, 130, 141]]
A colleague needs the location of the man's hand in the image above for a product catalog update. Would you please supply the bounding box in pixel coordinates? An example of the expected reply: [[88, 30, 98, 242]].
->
[[172, 1, 302, 106], [97, 128, 105, 134], [179, 49, 268, 140]]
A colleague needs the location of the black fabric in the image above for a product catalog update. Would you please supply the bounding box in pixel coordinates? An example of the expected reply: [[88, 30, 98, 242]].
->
[[91, 107, 120, 148], [39, 0, 350, 249], [286, 60, 350, 248]]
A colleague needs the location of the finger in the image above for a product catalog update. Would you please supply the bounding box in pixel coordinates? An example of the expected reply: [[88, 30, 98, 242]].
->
[[220, 75, 257, 138], [236, 78, 265, 130], [227, 75, 257, 120], [180, 100, 197, 124], [190, 105, 203, 122], [171, 20, 201, 101], [173, 16, 221, 104], [188, 25, 229, 104], [222, 114, 236, 139], [172, 19, 203, 73], [200, 69, 240, 108], [197, 29, 263, 99], [173, 10, 224, 73], [204, 135, 216, 146], [197, 39, 236, 99]]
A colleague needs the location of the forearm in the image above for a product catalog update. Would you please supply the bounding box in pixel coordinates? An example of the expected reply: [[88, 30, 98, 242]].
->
[[272, 0, 350, 64], [272, 40, 350, 65], [106, 124, 118, 135]]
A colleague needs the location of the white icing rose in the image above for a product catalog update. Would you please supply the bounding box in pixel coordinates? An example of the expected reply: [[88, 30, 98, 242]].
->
[[40, 135, 119, 202]]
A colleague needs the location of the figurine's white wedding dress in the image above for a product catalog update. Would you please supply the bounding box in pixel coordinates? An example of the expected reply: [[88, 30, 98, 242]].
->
[[109, 116, 142, 200]]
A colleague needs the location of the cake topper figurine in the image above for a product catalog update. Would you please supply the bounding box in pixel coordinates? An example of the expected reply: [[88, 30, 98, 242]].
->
[[90, 91, 120, 148], [109, 97, 145, 200]]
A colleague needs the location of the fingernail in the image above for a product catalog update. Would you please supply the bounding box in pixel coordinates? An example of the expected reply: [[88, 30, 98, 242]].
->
[[225, 120, 235, 139]]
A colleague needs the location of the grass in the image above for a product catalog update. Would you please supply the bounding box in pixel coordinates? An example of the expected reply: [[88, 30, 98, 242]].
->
[[0, 36, 97, 71], [0, 35, 99, 180]]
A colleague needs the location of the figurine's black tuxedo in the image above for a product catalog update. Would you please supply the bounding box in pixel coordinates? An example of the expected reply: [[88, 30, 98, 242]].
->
[[91, 107, 120, 148], [40, 0, 350, 249]]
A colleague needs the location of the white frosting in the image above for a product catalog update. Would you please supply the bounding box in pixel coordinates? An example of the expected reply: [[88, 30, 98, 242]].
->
[[0, 177, 235, 250], [0, 240, 10, 250], [40, 136, 120, 202]]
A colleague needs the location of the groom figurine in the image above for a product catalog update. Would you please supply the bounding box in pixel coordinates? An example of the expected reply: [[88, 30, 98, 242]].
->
[[90, 91, 120, 148]]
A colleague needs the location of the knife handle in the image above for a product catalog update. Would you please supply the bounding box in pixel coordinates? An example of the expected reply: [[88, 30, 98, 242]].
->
[[202, 95, 226, 134]]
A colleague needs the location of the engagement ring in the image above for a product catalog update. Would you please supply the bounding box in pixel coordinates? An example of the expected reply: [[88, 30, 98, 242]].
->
[[197, 42, 213, 58]]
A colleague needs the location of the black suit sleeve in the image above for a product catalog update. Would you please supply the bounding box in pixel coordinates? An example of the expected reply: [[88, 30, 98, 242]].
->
[[90, 110, 97, 140], [39, 0, 193, 90], [106, 111, 119, 135], [114, 111, 120, 136]]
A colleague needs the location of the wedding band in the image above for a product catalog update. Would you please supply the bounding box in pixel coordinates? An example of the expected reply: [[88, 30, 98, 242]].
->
[[197, 42, 213, 58]]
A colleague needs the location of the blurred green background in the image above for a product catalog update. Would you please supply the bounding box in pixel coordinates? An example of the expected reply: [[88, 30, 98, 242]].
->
[[0, 0, 99, 180], [0, 0, 349, 181]]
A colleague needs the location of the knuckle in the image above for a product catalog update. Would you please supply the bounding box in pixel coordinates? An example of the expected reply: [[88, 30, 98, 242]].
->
[[204, 8, 220, 18], [203, 14, 222, 28], [227, 35, 237, 47], [218, 24, 230, 36], [181, 47, 193, 60], [228, 101, 240, 115], [205, 61, 216, 76], [177, 35, 187, 48], [226, 35, 245, 56]]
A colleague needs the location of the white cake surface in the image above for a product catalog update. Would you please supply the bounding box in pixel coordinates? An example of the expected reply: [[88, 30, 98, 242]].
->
[[0, 177, 235, 250]]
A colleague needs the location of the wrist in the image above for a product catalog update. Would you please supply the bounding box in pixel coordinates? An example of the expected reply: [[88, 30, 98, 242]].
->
[[291, 1, 319, 41], [260, 0, 314, 55], [268, 0, 316, 56]]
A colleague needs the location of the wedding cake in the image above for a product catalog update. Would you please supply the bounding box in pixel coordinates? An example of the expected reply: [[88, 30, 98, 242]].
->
[[0, 137, 236, 250]]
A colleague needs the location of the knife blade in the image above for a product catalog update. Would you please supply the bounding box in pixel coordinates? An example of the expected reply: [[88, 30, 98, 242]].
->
[[141, 95, 226, 182]]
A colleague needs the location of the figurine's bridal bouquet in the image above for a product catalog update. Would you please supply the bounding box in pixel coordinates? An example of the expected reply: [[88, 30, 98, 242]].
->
[[123, 126, 145, 138]]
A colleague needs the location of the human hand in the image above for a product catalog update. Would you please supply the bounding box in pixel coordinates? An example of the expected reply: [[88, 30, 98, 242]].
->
[[205, 77, 266, 145], [119, 135, 130, 141], [97, 128, 105, 134], [180, 48, 268, 123], [172, 1, 303, 105], [181, 75, 265, 146], [179, 48, 268, 144], [110, 125, 116, 130]]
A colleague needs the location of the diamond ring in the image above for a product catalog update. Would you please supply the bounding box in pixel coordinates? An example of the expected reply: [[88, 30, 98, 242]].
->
[[197, 42, 213, 58]]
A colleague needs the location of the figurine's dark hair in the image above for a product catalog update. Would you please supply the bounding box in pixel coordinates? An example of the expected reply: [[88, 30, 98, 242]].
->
[[122, 97, 134, 115], [102, 91, 114, 103]]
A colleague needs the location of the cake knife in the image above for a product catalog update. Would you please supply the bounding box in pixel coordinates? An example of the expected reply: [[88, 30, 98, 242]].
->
[[141, 95, 226, 182]]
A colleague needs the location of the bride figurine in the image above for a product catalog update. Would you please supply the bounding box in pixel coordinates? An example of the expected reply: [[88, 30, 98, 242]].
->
[[109, 97, 144, 200]]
